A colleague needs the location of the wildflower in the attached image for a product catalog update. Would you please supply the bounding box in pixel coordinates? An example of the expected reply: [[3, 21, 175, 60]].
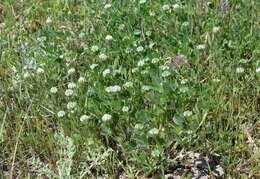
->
[[148, 128, 159, 136], [91, 45, 99, 52], [65, 89, 74, 96], [102, 114, 112, 122], [23, 72, 31, 79], [212, 78, 221, 82], [46, 17, 52, 24], [99, 53, 107, 60], [172, 3, 181, 9], [213, 26, 220, 33], [137, 60, 145, 67], [162, 4, 170, 11], [102, 69, 111, 77], [183, 110, 193, 117], [182, 21, 189, 26], [196, 44, 206, 50], [131, 68, 139, 73], [142, 85, 150, 91], [68, 82, 77, 89], [136, 46, 144, 52], [118, 24, 125, 30], [86, 89, 95, 96], [105, 35, 113, 41], [160, 65, 170, 70], [256, 67, 260, 73], [90, 63, 99, 70], [162, 71, 171, 77], [78, 76, 85, 83], [236, 67, 244, 73], [104, 4, 112, 9], [67, 102, 77, 109], [57, 111, 65, 117], [152, 58, 160, 63], [149, 10, 155, 16], [80, 115, 90, 122], [125, 48, 132, 53], [135, 124, 144, 130], [50, 87, 58, 94], [12, 66, 17, 73], [122, 106, 129, 112], [68, 68, 76, 75], [123, 82, 133, 88], [105, 85, 121, 92], [139, 0, 146, 4], [36, 67, 44, 74], [180, 79, 188, 84]]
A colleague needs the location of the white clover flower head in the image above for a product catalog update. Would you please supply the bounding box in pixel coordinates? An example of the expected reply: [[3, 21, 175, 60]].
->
[[213, 26, 220, 33], [102, 69, 111, 77], [152, 58, 160, 63], [105, 35, 113, 41], [236, 67, 244, 73], [122, 106, 129, 113], [125, 48, 133, 54], [148, 128, 159, 136], [105, 85, 121, 93], [135, 124, 144, 130], [183, 110, 193, 117], [78, 76, 85, 83], [131, 68, 139, 73], [160, 65, 170, 70], [68, 68, 76, 75], [256, 67, 260, 73], [91, 45, 99, 52], [104, 3, 112, 9], [182, 21, 189, 26], [136, 46, 144, 52], [142, 85, 150, 91], [180, 79, 188, 84], [57, 111, 65, 117], [137, 59, 145, 67], [139, 0, 146, 4], [162, 4, 170, 11], [80, 115, 90, 122], [23, 72, 31, 79], [99, 53, 107, 60], [12, 66, 17, 73], [67, 102, 77, 109], [172, 3, 181, 9], [102, 114, 112, 122], [50, 87, 58, 94], [65, 89, 74, 96], [46, 17, 52, 24], [36, 67, 44, 74], [90, 63, 99, 70], [212, 78, 220, 82], [68, 82, 77, 89], [123, 81, 133, 88], [196, 44, 206, 50], [149, 10, 155, 16], [162, 71, 171, 77]]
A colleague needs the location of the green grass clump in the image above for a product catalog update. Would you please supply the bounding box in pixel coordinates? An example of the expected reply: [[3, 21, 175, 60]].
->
[[0, 0, 259, 178]]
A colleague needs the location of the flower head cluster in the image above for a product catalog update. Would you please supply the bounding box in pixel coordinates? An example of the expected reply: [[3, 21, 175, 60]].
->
[[102, 114, 112, 122], [105, 85, 121, 93]]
